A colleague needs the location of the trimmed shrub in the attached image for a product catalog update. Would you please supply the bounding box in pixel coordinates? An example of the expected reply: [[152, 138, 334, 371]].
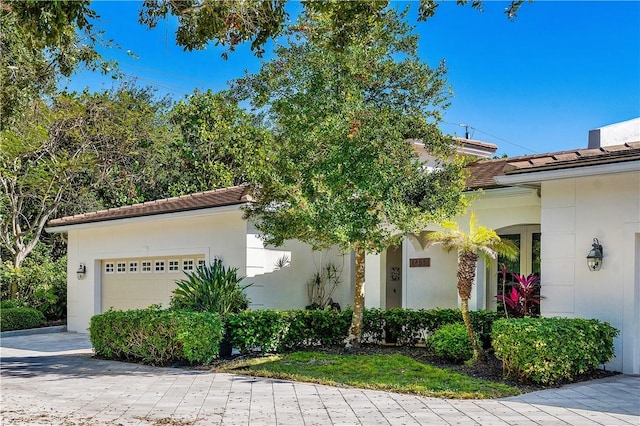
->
[[363, 308, 502, 346], [0, 307, 46, 331], [427, 322, 475, 363], [224, 308, 501, 354], [225, 308, 352, 353], [89, 306, 223, 365], [0, 299, 18, 309], [492, 317, 619, 384]]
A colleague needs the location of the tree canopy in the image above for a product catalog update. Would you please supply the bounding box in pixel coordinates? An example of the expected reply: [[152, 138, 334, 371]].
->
[[138, 0, 530, 57], [234, 7, 467, 345]]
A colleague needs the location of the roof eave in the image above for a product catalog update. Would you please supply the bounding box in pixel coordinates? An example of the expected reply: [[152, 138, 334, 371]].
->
[[495, 160, 640, 186]]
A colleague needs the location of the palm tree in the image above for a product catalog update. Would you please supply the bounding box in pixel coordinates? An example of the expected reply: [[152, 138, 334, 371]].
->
[[425, 212, 518, 362]]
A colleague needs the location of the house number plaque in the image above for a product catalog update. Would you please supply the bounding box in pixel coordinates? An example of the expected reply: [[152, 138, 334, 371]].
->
[[409, 258, 431, 267]]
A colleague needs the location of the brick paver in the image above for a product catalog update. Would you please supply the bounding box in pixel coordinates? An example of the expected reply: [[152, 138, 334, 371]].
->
[[1, 332, 638, 425]]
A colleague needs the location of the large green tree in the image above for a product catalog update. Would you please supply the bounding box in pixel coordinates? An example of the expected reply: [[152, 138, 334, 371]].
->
[[161, 90, 271, 196], [0, 87, 167, 275], [235, 7, 466, 346]]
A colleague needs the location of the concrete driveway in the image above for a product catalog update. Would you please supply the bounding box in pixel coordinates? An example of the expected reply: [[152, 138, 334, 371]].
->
[[1, 331, 638, 425]]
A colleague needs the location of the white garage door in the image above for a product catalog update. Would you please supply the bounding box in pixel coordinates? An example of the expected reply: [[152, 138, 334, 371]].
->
[[101, 255, 205, 312]]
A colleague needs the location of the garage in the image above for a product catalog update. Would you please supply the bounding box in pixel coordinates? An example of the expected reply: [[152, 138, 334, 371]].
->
[[101, 255, 205, 312]]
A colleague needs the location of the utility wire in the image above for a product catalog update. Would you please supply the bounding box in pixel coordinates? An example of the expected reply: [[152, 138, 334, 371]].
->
[[443, 121, 538, 155]]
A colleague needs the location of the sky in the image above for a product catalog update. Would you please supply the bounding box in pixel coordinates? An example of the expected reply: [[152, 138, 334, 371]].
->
[[64, 1, 640, 158]]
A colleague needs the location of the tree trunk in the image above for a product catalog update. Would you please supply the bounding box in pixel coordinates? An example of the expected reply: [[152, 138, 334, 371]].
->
[[346, 243, 366, 348], [460, 298, 482, 362], [10, 251, 29, 299], [457, 250, 478, 300], [457, 250, 482, 362]]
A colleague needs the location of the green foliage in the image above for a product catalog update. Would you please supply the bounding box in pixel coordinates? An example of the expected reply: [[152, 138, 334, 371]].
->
[[363, 308, 501, 346], [0, 307, 46, 331], [0, 299, 18, 309], [427, 323, 475, 363], [0, 246, 67, 320], [492, 317, 619, 384], [235, 4, 466, 345], [171, 259, 251, 314], [139, 1, 528, 57], [225, 309, 352, 353], [224, 308, 501, 354], [164, 90, 271, 195], [89, 306, 223, 365], [0, 1, 114, 127], [1, 86, 171, 269]]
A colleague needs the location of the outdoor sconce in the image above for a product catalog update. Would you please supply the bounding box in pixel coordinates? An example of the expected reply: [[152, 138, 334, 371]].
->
[[586, 238, 603, 271], [77, 263, 86, 280]]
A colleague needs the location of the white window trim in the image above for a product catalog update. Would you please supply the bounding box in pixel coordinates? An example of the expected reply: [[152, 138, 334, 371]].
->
[[129, 261, 139, 273], [182, 259, 195, 272], [155, 260, 166, 273], [141, 260, 152, 273], [168, 259, 180, 272], [104, 262, 115, 274]]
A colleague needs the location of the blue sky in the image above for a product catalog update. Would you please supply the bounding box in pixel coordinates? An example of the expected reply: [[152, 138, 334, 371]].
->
[[65, 1, 640, 157]]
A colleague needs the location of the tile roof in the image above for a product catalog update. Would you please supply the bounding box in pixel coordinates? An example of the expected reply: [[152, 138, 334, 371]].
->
[[466, 142, 640, 190], [47, 185, 250, 228]]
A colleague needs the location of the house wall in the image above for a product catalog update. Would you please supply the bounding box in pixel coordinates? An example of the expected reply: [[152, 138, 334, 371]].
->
[[395, 187, 541, 312], [65, 208, 247, 332], [540, 171, 640, 374], [65, 207, 353, 333], [246, 221, 352, 310]]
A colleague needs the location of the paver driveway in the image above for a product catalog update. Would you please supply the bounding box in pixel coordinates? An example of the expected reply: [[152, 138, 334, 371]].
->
[[1, 331, 638, 425]]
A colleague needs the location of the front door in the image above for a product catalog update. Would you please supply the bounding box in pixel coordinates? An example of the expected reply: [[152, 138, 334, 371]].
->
[[385, 245, 402, 308]]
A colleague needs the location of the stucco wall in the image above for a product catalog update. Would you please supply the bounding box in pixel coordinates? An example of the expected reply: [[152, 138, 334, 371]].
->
[[396, 187, 542, 312], [540, 171, 640, 373], [65, 207, 247, 332], [65, 206, 354, 333]]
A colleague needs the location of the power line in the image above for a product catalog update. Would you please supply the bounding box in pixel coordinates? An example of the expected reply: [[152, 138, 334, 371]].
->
[[443, 121, 538, 154]]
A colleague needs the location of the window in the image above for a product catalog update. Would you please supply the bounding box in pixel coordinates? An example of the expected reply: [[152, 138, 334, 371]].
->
[[182, 259, 194, 272], [104, 262, 114, 274], [129, 261, 138, 273], [141, 261, 152, 273], [155, 260, 165, 272], [168, 260, 180, 272], [116, 262, 127, 273], [197, 258, 206, 268]]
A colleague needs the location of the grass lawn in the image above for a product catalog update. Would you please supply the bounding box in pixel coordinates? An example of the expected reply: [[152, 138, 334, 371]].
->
[[218, 351, 521, 399]]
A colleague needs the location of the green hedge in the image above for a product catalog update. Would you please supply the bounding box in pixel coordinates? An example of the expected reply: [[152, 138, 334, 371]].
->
[[225, 309, 351, 353], [226, 308, 502, 354], [363, 308, 502, 346], [492, 317, 619, 384], [89, 307, 223, 365], [0, 306, 46, 331]]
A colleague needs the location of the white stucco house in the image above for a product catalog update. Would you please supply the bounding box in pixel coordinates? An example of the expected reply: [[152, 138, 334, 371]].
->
[[47, 120, 640, 374]]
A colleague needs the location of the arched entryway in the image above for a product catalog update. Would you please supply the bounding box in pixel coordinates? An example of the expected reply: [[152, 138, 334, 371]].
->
[[486, 224, 541, 311]]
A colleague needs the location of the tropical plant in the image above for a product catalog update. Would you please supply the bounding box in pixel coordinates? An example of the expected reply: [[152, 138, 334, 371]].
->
[[171, 259, 251, 314], [425, 212, 518, 362], [495, 272, 540, 318], [306, 262, 342, 310]]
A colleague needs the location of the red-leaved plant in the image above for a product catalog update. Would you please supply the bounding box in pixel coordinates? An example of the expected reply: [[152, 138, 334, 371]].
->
[[495, 267, 541, 318]]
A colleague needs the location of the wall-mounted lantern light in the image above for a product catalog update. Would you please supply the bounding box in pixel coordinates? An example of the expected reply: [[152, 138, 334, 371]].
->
[[586, 238, 603, 271], [77, 263, 86, 280]]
